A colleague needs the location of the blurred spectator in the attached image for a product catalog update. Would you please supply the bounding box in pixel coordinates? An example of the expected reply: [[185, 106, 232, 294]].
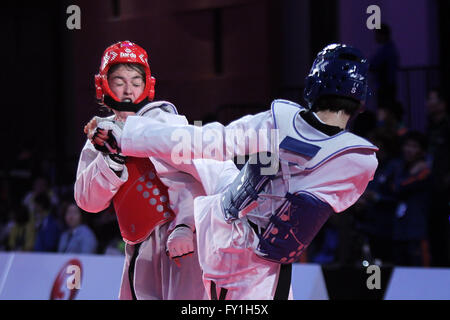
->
[[425, 88, 450, 266], [7, 204, 35, 252], [356, 128, 398, 265], [58, 203, 98, 254], [23, 176, 59, 216], [8, 142, 36, 202], [309, 217, 339, 265], [103, 236, 126, 256], [370, 23, 400, 107], [376, 100, 407, 139], [0, 179, 14, 250], [33, 192, 62, 252], [88, 205, 123, 255], [392, 131, 431, 267], [426, 88, 449, 156], [352, 109, 377, 139]]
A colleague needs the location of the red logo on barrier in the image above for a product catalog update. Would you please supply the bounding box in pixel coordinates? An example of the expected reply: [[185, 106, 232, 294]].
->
[[50, 259, 82, 300]]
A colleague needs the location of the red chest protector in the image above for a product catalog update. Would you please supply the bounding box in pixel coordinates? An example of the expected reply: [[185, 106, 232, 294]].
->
[[113, 157, 175, 244]]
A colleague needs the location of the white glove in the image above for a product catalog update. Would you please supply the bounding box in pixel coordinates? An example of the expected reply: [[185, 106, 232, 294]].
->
[[166, 225, 194, 260]]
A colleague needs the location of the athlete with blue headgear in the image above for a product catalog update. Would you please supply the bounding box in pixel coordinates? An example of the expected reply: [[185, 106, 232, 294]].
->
[[89, 44, 379, 300]]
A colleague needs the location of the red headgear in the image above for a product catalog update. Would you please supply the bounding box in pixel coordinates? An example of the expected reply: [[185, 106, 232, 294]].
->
[[95, 41, 156, 110]]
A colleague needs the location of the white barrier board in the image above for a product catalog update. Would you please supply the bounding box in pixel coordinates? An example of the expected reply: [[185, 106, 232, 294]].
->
[[384, 267, 450, 300], [0, 252, 124, 300], [2, 252, 449, 300], [291, 263, 329, 300]]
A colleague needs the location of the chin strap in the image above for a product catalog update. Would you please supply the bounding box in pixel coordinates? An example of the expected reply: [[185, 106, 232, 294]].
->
[[103, 95, 150, 112]]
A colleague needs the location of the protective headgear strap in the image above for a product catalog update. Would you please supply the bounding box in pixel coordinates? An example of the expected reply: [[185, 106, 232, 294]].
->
[[103, 96, 150, 113]]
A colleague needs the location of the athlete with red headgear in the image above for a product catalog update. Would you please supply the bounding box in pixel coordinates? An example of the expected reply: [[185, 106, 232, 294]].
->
[[75, 41, 207, 300]]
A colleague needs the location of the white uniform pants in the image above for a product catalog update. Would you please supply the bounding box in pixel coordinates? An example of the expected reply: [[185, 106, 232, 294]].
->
[[118, 223, 207, 300], [194, 194, 292, 300]]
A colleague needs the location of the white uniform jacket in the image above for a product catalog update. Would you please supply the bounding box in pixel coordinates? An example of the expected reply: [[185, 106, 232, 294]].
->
[[119, 99, 379, 299], [74, 102, 205, 233]]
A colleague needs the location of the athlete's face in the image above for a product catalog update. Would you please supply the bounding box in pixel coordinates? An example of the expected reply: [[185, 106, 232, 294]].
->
[[108, 64, 145, 104], [107, 64, 145, 121]]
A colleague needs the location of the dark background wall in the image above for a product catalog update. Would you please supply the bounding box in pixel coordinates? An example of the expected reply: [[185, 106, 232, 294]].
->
[[0, 0, 446, 197]]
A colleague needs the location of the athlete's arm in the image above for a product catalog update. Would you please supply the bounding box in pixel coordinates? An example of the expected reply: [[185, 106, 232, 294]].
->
[[119, 110, 275, 164]]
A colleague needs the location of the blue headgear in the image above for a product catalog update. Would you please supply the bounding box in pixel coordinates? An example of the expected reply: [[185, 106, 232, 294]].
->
[[303, 44, 369, 108]]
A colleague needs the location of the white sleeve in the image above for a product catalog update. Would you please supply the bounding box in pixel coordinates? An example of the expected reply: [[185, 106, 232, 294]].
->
[[74, 140, 128, 213], [303, 150, 379, 213], [121, 110, 275, 165]]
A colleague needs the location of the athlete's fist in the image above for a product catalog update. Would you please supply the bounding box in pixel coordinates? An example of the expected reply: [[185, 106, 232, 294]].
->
[[84, 117, 98, 136], [166, 225, 195, 266], [84, 117, 123, 154], [84, 117, 108, 149], [94, 120, 123, 154]]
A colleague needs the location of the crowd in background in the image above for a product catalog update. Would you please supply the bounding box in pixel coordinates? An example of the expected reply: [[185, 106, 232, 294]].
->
[[0, 25, 449, 268], [308, 86, 450, 268], [308, 25, 450, 268], [1, 83, 448, 267], [309, 24, 450, 267], [0, 173, 124, 255], [0, 91, 448, 267]]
